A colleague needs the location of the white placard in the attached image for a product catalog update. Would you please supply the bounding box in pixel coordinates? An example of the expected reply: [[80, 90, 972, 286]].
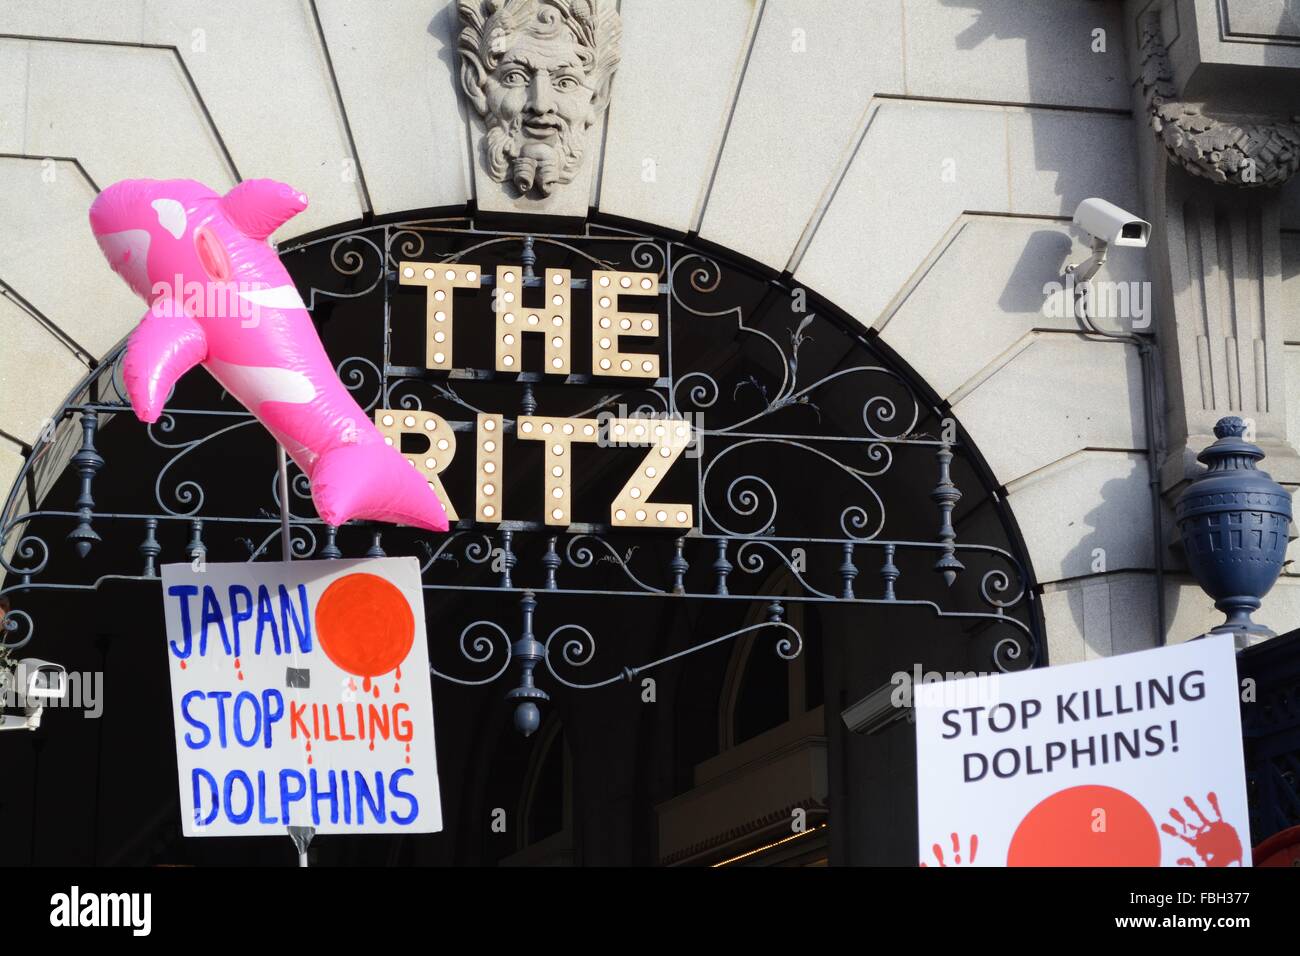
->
[[160, 558, 441, 836], [915, 634, 1250, 867]]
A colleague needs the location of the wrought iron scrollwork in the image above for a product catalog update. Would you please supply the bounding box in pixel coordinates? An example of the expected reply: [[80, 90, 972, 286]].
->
[[1, 607, 34, 650], [564, 534, 664, 594], [543, 618, 802, 691], [430, 619, 514, 688]]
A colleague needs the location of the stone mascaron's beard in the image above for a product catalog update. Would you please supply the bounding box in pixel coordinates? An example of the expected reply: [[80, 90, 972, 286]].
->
[[485, 116, 587, 198]]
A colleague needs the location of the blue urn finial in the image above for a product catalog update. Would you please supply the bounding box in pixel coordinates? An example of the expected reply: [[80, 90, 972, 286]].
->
[[1175, 417, 1293, 646], [1214, 416, 1246, 439]]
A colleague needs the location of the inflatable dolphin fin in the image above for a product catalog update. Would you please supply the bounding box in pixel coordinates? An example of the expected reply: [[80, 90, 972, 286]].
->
[[220, 179, 308, 241], [310, 443, 451, 532], [122, 297, 209, 423]]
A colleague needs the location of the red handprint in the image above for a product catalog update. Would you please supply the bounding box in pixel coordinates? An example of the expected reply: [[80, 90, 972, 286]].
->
[[1160, 792, 1242, 867], [920, 832, 978, 867]]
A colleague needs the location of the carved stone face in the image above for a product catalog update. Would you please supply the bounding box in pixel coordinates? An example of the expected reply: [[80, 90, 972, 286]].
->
[[459, 0, 621, 200]]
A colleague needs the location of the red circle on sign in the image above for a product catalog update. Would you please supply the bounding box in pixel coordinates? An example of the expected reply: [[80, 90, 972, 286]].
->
[[1007, 784, 1161, 866], [314, 573, 414, 678]]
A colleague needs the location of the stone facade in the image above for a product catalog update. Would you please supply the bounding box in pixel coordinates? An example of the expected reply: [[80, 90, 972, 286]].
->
[[2, 0, 1298, 664]]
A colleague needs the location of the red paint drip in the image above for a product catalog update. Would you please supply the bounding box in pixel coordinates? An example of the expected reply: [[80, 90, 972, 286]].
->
[[362, 675, 371, 693], [179, 660, 187, 670], [237, 671, 244, 681]]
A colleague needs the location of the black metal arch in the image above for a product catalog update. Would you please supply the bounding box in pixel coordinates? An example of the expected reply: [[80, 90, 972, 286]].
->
[[0, 211, 1044, 733]]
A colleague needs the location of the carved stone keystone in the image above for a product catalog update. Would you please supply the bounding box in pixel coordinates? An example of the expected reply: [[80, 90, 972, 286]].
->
[[457, 0, 622, 218]]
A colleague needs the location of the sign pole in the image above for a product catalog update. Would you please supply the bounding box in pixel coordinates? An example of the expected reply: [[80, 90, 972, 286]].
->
[[277, 445, 292, 564], [277, 445, 314, 866], [288, 825, 314, 869]]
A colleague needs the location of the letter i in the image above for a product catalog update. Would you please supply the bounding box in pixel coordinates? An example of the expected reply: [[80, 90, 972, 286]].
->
[[476, 413, 504, 522]]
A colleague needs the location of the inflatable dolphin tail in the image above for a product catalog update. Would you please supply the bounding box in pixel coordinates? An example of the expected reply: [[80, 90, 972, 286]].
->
[[122, 298, 209, 423], [310, 443, 451, 533]]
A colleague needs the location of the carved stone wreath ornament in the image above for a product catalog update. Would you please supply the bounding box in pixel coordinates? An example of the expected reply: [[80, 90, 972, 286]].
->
[[1139, 12, 1300, 189]]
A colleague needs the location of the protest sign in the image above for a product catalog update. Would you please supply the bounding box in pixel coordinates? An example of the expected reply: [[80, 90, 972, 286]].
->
[[915, 634, 1249, 866], [160, 557, 441, 836]]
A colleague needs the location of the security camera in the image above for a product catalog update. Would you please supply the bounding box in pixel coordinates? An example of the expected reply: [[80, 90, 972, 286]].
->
[[15, 659, 67, 705], [1073, 198, 1150, 249], [1066, 198, 1151, 285], [0, 658, 66, 731], [841, 681, 911, 735]]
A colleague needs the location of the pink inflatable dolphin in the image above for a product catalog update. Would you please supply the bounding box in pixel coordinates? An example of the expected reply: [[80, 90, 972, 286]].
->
[[89, 178, 449, 532]]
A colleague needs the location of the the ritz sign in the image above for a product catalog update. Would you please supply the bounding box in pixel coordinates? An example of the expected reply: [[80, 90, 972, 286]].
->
[[375, 259, 695, 531]]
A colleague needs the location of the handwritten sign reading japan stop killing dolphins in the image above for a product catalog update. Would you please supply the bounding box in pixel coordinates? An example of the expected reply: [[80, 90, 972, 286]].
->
[[160, 557, 441, 836]]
